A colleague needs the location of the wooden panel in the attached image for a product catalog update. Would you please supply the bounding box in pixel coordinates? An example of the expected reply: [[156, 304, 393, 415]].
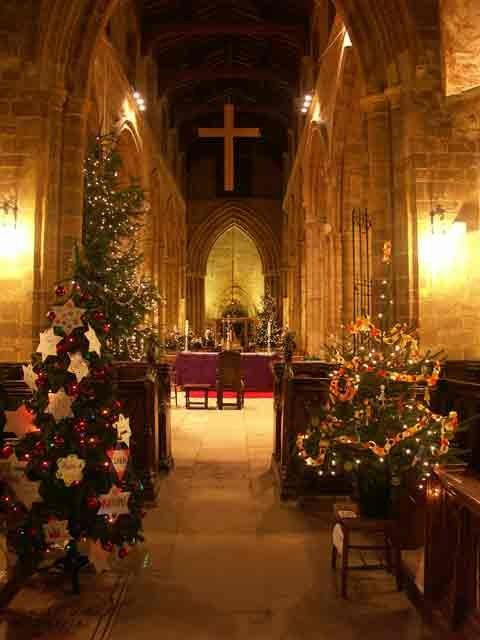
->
[[424, 468, 480, 637], [272, 363, 350, 500]]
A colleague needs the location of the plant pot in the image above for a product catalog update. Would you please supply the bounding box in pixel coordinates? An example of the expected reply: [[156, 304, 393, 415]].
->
[[355, 465, 392, 519]]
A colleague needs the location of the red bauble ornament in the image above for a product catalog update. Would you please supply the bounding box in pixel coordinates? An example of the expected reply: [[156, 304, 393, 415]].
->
[[41, 460, 50, 471], [118, 547, 128, 559], [56, 342, 67, 354], [87, 496, 99, 510], [53, 435, 65, 447], [102, 323, 111, 333], [80, 292, 92, 303], [94, 310, 105, 322], [1, 445, 13, 459], [46, 310, 56, 322], [114, 400, 122, 411], [55, 285, 66, 297], [102, 541, 114, 552]]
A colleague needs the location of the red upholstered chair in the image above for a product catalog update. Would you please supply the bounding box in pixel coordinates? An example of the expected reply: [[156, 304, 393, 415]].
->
[[216, 350, 245, 409]]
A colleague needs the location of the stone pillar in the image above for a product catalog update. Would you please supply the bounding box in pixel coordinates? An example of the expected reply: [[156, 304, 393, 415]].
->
[[186, 272, 205, 332], [361, 94, 393, 305], [58, 96, 90, 278], [386, 86, 414, 323]]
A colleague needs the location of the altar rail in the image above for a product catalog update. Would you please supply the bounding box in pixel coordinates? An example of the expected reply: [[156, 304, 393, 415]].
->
[[0, 361, 172, 502], [272, 360, 350, 499]]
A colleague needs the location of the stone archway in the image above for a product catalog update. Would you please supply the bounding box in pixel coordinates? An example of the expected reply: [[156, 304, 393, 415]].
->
[[187, 201, 281, 333]]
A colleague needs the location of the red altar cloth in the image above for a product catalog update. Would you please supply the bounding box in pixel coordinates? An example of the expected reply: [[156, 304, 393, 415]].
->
[[174, 352, 277, 391]]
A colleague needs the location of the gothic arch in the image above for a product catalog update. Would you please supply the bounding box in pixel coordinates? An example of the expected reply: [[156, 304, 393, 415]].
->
[[187, 202, 281, 331], [188, 202, 280, 280]]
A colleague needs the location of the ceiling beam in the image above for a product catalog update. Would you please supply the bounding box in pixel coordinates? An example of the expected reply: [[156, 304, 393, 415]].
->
[[159, 65, 296, 94], [145, 22, 305, 49], [176, 103, 290, 127]]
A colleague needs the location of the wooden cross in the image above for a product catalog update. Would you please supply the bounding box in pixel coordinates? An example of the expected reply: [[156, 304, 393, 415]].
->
[[198, 103, 261, 191]]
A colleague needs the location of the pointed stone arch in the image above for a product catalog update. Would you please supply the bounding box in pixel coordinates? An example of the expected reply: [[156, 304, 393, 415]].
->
[[187, 201, 281, 332]]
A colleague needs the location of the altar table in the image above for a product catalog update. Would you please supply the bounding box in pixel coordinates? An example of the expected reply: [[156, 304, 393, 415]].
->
[[175, 352, 277, 391]]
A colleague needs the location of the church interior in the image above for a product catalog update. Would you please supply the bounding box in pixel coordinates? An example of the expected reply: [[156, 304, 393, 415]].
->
[[1, 1, 480, 638]]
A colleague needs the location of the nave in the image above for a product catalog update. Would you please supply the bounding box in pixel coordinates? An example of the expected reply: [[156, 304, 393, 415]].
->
[[108, 398, 429, 640]]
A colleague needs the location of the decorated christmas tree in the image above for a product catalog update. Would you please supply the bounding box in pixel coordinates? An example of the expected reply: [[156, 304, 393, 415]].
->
[[73, 133, 158, 360], [297, 242, 460, 515], [255, 292, 282, 349], [7, 290, 143, 589]]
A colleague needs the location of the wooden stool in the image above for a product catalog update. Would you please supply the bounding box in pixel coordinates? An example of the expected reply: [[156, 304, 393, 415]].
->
[[183, 384, 211, 409], [331, 502, 402, 598]]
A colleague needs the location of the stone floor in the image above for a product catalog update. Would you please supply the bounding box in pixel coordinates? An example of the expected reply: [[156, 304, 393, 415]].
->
[[108, 396, 433, 640]]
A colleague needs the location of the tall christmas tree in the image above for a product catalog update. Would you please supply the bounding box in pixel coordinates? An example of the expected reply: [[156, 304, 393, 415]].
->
[[9, 291, 143, 589], [74, 133, 158, 360], [255, 292, 282, 349], [297, 241, 460, 515]]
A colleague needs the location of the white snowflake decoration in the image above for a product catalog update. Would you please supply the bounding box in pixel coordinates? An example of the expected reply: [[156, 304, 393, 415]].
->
[[85, 324, 102, 356], [56, 454, 86, 487], [113, 414, 131, 447], [36, 328, 62, 361], [68, 352, 90, 383], [51, 299, 86, 335], [98, 485, 131, 521], [46, 388, 74, 423], [22, 364, 38, 391]]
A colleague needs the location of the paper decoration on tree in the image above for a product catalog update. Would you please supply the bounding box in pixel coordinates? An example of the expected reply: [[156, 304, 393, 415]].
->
[[46, 388, 74, 423], [4, 405, 36, 437], [36, 328, 62, 361], [85, 324, 102, 356], [0, 534, 10, 585], [51, 299, 86, 335], [98, 485, 130, 521], [22, 364, 38, 391], [56, 454, 86, 486], [107, 447, 130, 481], [0, 453, 41, 508], [68, 352, 90, 383], [113, 414, 131, 447], [43, 519, 70, 550]]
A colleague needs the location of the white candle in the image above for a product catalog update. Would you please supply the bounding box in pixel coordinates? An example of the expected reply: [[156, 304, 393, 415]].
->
[[184, 320, 189, 351]]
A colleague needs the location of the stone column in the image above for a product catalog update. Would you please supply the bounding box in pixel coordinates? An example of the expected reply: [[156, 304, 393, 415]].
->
[[32, 89, 69, 347], [58, 95, 90, 278], [386, 86, 414, 323], [361, 93, 393, 307]]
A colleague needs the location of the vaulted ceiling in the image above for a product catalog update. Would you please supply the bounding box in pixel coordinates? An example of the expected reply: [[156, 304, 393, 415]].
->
[[138, 0, 313, 154]]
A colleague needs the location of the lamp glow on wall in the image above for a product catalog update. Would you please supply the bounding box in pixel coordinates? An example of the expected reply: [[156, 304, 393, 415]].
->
[[420, 204, 466, 278], [0, 193, 29, 261]]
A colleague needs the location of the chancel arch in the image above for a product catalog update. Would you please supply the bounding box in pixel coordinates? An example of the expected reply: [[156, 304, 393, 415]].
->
[[187, 202, 281, 334]]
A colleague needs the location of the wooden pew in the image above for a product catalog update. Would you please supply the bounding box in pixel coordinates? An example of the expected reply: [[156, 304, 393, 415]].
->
[[0, 361, 173, 502], [400, 361, 480, 637], [271, 360, 350, 500]]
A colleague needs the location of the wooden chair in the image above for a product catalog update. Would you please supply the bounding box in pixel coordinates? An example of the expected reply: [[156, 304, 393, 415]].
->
[[216, 350, 245, 410]]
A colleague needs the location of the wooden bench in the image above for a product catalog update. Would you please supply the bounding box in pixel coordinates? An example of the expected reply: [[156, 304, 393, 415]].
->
[[183, 383, 211, 409]]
